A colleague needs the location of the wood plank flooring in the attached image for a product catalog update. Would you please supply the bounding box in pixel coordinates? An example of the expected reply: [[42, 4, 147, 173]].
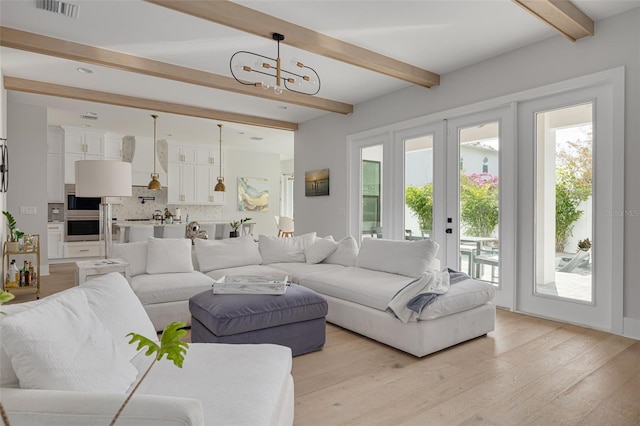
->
[[21, 262, 640, 425]]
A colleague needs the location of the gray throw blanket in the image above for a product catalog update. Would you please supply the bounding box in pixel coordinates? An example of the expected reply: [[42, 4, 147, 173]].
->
[[386, 269, 470, 323]]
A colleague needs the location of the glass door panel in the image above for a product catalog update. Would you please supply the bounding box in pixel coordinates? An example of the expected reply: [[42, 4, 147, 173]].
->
[[404, 134, 433, 240], [447, 106, 515, 309], [535, 103, 593, 302], [361, 145, 383, 240], [458, 122, 500, 284]]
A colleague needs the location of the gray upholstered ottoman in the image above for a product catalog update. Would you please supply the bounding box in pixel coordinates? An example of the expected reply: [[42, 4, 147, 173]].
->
[[189, 284, 328, 356]]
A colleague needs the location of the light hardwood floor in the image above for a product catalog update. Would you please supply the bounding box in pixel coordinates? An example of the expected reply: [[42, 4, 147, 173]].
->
[[23, 262, 640, 425]]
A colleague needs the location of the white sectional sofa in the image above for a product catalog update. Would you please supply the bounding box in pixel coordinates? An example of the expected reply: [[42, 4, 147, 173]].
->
[[110, 233, 495, 357], [0, 273, 294, 426]]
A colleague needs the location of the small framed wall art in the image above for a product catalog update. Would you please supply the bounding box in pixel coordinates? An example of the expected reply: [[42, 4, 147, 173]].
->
[[238, 177, 269, 211], [305, 168, 329, 196]]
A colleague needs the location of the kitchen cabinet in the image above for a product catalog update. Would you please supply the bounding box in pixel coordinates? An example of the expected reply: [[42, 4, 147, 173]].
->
[[169, 145, 197, 164], [196, 164, 224, 204], [103, 133, 123, 160], [168, 162, 196, 204], [47, 126, 65, 203], [168, 143, 223, 205], [47, 223, 64, 259], [63, 241, 101, 258], [63, 128, 105, 184]]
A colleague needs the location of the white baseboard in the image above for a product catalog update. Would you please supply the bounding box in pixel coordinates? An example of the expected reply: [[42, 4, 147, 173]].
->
[[623, 316, 640, 340]]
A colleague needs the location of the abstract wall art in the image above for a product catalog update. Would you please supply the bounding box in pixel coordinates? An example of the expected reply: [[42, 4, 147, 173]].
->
[[238, 177, 269, 211]]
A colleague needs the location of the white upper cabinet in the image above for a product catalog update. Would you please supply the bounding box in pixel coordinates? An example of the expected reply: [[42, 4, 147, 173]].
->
[[103, 134, 123, 160], [47, 126, 65, 203], [62, 127, 107, 184], [167, 143, 223, 205]]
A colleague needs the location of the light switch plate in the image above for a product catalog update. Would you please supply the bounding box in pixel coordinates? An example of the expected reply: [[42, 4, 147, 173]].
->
[[20, 206, 37, 215]]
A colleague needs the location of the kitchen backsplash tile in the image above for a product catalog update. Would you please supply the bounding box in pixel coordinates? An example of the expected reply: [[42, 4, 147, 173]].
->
[[111, 187, 222, 222]]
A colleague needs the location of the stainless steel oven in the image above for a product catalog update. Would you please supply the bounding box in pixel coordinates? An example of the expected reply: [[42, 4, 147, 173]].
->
[[65, 217, 100, 241], [64, 184, 101, 241], [65, 184, 101, 216]]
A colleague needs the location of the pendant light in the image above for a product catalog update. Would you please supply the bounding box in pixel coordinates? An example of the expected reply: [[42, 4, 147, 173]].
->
[[214, 124, 226, 192], [148, 114, 162, 190]]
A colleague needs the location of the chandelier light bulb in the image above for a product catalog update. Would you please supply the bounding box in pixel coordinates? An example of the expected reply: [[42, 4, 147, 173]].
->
[[261, 82, 270, 90], [274, 86, 283, 94]]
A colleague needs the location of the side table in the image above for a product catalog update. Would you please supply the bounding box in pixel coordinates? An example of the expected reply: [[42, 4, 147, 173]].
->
[[75, 258, 131, 286]]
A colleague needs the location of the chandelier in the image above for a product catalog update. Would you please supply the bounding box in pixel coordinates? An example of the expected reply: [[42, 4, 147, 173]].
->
[[230, 33, 320, 96]]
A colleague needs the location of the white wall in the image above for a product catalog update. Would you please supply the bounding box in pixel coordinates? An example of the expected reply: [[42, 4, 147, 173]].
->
[[295, 10, 640, 322], [6, 97, 49, 274], [223, 149, 282, 237]]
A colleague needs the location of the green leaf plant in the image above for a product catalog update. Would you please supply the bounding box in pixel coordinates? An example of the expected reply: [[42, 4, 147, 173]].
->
[[230, 217, 252, 232], [110, 321, 189, 426], [2, 211, 24, 242]]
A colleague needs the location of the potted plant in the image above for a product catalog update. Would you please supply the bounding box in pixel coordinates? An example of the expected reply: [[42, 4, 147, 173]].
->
[[229, 217, 252, 238], [2, 211, 24, 252]]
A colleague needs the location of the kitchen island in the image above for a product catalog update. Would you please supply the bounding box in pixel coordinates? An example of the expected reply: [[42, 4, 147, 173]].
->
[[113, 221, 254, 243]]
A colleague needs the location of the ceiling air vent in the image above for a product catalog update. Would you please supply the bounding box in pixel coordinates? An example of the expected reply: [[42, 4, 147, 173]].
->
[[37, 0, 79, 19], [81, 112, 98, 120]]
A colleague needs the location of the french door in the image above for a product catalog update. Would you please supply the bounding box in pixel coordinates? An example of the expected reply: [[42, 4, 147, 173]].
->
[[446, 107, 516, 309], [517, 81, 623, 332]]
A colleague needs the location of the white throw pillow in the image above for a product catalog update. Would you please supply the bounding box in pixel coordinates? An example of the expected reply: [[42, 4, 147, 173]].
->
[[356, 238, 439, 277], [0, 300, 42, 388], [259, 232, 317, 264], [305, 236, 338, 264], [323, 236, 359, 267], [146, 237, 194, 274], [110, 241, 148, 276], [81, 273, 158, 361], [2, 291, 137, 393], [194, 236, 263, 273]]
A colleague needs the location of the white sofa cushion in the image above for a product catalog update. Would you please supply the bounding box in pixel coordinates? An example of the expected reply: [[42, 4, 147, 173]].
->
[[356, 238, 439, 277], [1, 300, 42, 388], [146, 237, 194, 274], [418, 277, 495, 320], [80, 273, 158, 361], [131, 343, 292, 426], [268, 262, 345, 283], [2, 290, 137, 393], [259, 232, 316, 264], [194, 236, 262, 273], [300, 267, 414, 311], [110, 241, 148, 276], [305, 236, 338, 264], [131, 272, 214, 305], [322, 236, 358, 267]]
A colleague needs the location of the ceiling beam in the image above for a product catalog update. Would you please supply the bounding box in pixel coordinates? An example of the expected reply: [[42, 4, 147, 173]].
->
[[0, 27, 352, 115], [144, 0, 440, 88], [512, 0, 594, 41], [3, 77, 298, 131]]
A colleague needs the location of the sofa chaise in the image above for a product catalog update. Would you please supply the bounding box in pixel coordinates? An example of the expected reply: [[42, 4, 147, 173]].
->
[[0, 273, 294, 425], [110, 233, 495, 357]]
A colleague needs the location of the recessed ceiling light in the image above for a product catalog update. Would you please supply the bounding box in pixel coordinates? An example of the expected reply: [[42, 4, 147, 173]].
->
[[250, 137, 264, 141], [82, 124, 91, 128], [165, 133, 172, 137], [278, 105, 288, 110], [77, 67, 93, 74]]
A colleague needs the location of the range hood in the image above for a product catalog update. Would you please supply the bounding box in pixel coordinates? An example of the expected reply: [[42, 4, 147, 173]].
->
[[124, 136, 168, 187]]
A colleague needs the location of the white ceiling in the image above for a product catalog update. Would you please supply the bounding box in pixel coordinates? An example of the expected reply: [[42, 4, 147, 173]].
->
[[1, 0, 638, 160]]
